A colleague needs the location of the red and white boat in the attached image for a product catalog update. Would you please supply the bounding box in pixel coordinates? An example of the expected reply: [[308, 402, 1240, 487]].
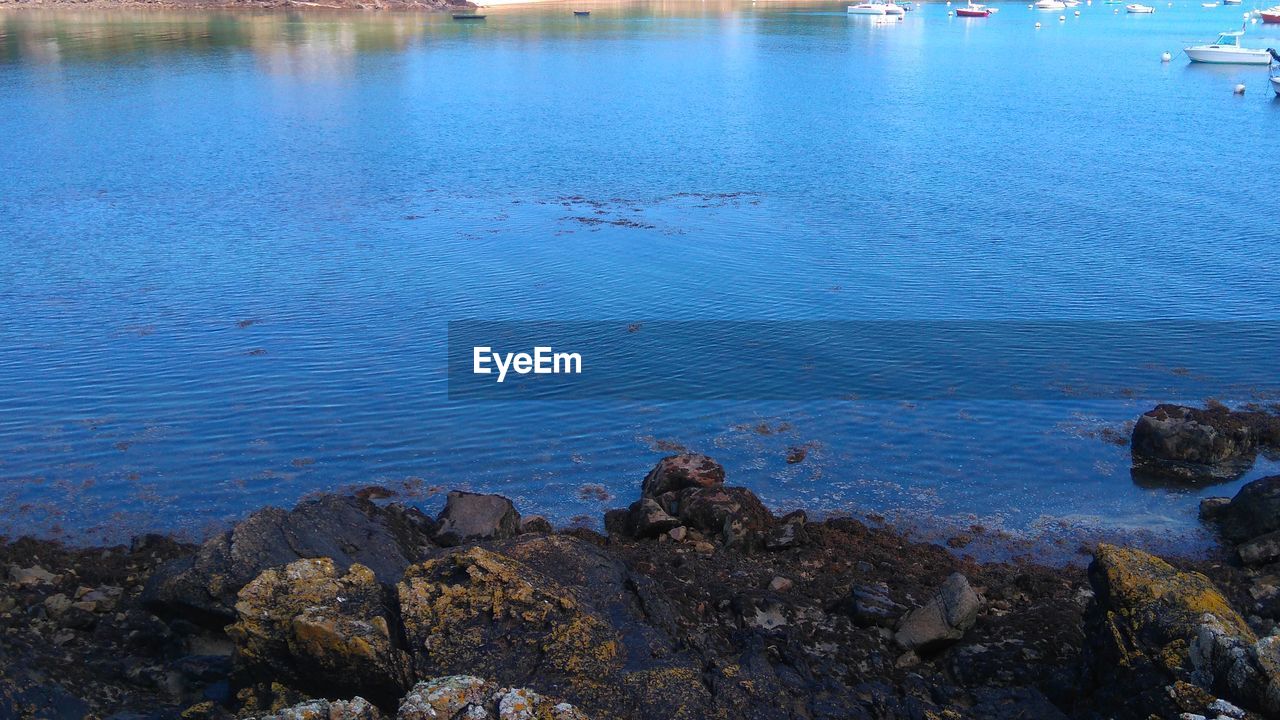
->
[[1261, 5, 1280, 22], [956, 2, 992, 15]]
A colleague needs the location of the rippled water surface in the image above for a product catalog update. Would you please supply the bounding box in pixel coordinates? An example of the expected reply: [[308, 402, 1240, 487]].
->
[[2, 1, 1279, 547]]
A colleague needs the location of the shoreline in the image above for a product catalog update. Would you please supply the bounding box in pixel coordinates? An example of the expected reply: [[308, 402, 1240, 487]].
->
[[4, 427, 1280, 718]]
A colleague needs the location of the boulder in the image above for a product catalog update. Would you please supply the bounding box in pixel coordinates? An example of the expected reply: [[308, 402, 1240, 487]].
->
[[763, 511, 809, 551], [668, 486, 774, 546], [228, 558, 411, 709], [894, 573, 981, 652], [623, 498, 681, 539], [247, 697, 382, 720], [640, 454, 725, 498], [1131, 404, 1257, 481], [434, 491, 521, 547], [396, 676, 589, 720], [144, 494, 436, 622], [1084, 544, 1275, 717], [1214, 476, 1280, 545]]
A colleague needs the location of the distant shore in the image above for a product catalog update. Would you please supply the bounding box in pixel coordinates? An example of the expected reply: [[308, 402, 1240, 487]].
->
[[0, 0, 476, 10]]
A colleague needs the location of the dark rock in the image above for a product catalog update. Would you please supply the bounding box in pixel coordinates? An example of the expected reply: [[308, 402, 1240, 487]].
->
[[764, 510, 809, 551], [1199, 496, 1232, 521], [519, 515, 554, 534], [1239, 530, 1280, 566], [434, 491, 521, 547], [671, 486, 774, 546], [894, 573, 981, 652], [624, 498, 681, 539], [143, 494, 436, 623], [228, 558, 411, 709], [396, 676, 588, 720], [1131, 404, 1258, 482], [1215, 475, 1280, 544], [969, 686, 1069, 720], [847, 582, 905, 628], [602, 508, 629, 536], [245, 696, 383, 720], [640, 454, 725, 498]]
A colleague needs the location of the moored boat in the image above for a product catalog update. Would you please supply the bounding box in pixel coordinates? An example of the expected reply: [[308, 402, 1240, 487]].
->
[[848, 2, 889, 14], [956, 1, 992, 15], [452, 13, 487, 19], [1185, 29, 1272, 63], [573, 10, 591, 15], [1126, 3, 1155, 11], [1035, 0, 1067, 8], [1262, 5, 1280, 21]]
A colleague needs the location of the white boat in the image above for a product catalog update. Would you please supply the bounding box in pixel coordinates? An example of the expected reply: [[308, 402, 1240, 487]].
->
[[1201, 3, 1219, 8], [1185, 29, 1273, 63], [848, 2, 889, 13], [1126, 3, 1155, 11], [1035, 0, 1066, 8], [1223, 0, 1242, 5], [884, 2, 907, 13]]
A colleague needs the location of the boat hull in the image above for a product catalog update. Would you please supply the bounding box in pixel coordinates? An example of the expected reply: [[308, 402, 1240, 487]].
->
[[1185, 46, 1273, 63], [1262, 10, 1280, 21], [1126, 5, 1155, 11], [848, 6, 888, 13], [1273, 76, 1280, 96], [955, 8, 990, 15]]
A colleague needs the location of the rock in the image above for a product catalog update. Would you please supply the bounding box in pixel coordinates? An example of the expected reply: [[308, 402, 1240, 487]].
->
[[640, 454, 725, 498], [396, 676, 589, 720], [1131, 404, 1258, 481], [1238, 530, 1280, 566], [667, 526, 687, 542], [144, 494, 436, 622], [9, 564, 58, 586], [669, 486, 774, 546], [1084, 544, 1273, 716], [518, 515, 553, 534], [848, 582, 905, 628], [1200, 497, 1232, 521], [397, 546, 622, 695], [43, 593, 72, 618], [768, 576, 793, 592], [624, 498, 681, 539], [1214, 476, 1280, 545], [228, 558, 411, 708], [434, 491, 521, 547], [248, 697, 382, 720], [894, 573, 981, 652], [763, 511, 808, 551]]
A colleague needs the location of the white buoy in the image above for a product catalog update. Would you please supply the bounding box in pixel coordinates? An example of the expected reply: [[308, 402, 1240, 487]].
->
[[1161, 51, 1172, 61], [1234, 83, 1246, 94], [1059, 13, 1066, 19], [1074, 9, 1080, 14], [1252, 16, 1258, 22], [1035, 20, 1042, 26], [948, 9, 953, 13]]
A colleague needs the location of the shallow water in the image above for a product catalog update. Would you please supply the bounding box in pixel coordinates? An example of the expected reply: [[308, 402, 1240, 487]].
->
[[1, 2, 1279, 547]]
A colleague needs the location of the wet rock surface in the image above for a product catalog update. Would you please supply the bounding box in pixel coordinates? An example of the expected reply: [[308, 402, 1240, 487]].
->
[[9, 448, 1280, 719], [434, 491, 521, 547], [1131, 403, 1280, 483], [143, 494, 437, 623]]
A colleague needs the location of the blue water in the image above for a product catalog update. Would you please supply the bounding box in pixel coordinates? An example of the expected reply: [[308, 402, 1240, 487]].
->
[[1, 2, 1278, 548]]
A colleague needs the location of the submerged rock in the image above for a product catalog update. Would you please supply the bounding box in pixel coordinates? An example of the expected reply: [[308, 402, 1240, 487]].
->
[[1130, 404, 1264, 482], [434, 491, 521, 547], [894, 573, 981, 652], [144, 494, 436, 622], [228, 558, 411, 708], [1083, 544, 1276, 717]]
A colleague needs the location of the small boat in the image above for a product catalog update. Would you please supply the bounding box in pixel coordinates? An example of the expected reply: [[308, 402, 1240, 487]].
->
[[452, 13, 486, 19], [1262, 5, 1280, 21], [956, 1, 991, 15], [1223, 0, 1241, 5], [573, 9, 591, 15], [1035, 0, 1066, 8], [848, 1, 890, 13], [883, 2, 907, 14], [1185, 29, 1273, 63], [1201, 3, 1219, 8], [1126, 3, 1155, 11]]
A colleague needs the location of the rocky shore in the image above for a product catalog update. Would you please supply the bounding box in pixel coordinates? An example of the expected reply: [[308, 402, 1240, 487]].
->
[[3, 401, 1280, 720], [0, 0, 471, 11]]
